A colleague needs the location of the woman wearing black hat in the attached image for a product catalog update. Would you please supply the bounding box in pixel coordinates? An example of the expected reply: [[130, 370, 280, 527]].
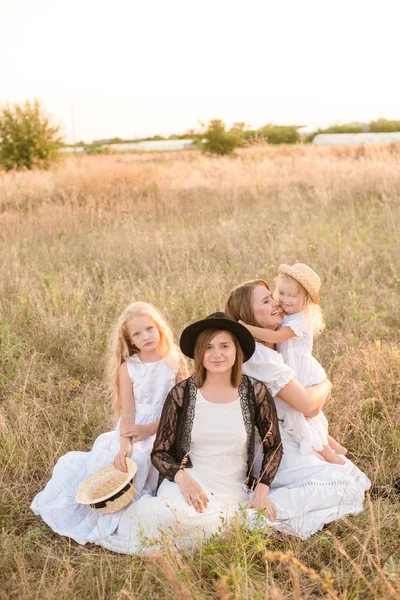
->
[[98, 313, 282, 553]]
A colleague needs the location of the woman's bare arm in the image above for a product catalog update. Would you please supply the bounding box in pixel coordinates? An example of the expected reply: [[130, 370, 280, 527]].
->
[[276, 378, 332, 414], [114, 363, 135, 471], [118, 363, 135, 431], [239, 321, 296, 344]]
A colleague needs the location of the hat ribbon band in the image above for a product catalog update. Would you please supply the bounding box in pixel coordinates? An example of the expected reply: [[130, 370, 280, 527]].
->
[[90, 478, 135, 509]]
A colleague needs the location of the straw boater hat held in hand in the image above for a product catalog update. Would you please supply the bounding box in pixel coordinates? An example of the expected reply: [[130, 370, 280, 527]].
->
[[76, 458, 137, 515], [278, 263, 321, 304]]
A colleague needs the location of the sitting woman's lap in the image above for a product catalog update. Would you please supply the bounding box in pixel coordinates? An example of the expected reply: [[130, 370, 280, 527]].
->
[[99, 477, 244, 554]]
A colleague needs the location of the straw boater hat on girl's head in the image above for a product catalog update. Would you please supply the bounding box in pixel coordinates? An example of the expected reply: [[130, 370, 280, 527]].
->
[[75, 458, 137, 515], [180, 312, 255, 361], [278, 263, 321, 304]]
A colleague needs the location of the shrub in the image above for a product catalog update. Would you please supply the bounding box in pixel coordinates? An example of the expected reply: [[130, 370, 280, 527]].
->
[[0, 99, 64, 170], [370, 119, 400, 132], [202, 119, 243, 156], [84, 144, 112, 155], [305, 123, 365, 143], [240, 124, 300, 145], [261, 125, 300, 145]]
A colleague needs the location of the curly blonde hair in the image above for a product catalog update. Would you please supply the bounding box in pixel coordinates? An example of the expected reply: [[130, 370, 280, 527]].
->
[[107, 302, 180, 416], [274, 273, 325, 336]]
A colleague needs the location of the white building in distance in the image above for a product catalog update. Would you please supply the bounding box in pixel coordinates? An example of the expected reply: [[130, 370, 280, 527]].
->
[[313, 132, 400, 145]]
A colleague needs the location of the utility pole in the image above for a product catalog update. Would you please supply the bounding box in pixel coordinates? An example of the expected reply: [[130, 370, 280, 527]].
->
[[71, 106, 77, 153]]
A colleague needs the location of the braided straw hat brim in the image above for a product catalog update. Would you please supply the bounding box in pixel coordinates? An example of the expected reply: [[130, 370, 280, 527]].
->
[[278, 263, 321, 303], [76, 458, 137, 514]]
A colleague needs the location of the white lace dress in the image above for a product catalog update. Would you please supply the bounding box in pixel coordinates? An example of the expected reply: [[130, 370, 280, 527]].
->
[[99, 390, 251, 554], [30, 355, 177, 544], [243, 343, 371, 539], [276, 311, 329, 454]]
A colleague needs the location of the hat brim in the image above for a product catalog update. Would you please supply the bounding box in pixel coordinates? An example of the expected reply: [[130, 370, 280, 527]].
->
[[180, 317, 255, 362], [278, 264, 320, 303], [75, 458, 137, 506]]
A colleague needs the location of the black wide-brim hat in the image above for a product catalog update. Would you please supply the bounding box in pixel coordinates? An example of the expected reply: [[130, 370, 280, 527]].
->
[[179, 312, 255, 362]]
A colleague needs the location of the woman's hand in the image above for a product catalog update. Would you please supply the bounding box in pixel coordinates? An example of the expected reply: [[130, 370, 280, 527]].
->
[[120, 423, 153, 442], [246, 483, 277, 521], [304, 407, 321, 419], [114, 442, 132, 472], [174, 470, 209, 513], [304, 382, 332, 418]]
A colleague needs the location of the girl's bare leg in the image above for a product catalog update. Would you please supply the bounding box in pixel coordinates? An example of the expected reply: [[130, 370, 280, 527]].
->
[[328, 435, 347, 456], [316, 445, 346, 465]]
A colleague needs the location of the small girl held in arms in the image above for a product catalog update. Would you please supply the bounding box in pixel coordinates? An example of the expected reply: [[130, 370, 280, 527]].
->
[[31, 302, 188, 545], [240, 263, 347, 465]]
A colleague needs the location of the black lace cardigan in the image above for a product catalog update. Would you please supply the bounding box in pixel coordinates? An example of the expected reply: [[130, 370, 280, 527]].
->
[[151, 374, 283, 491]]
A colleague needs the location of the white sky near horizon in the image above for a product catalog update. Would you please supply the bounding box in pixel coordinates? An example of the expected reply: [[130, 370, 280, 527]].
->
[[2, 0, 400, 143]]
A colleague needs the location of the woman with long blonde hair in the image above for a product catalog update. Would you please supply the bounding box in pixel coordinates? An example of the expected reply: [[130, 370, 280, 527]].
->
[[31, 301, 188, 546]]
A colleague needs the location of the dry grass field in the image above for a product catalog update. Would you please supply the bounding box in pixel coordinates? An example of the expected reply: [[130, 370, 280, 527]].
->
[[1, 145, 400, 599]]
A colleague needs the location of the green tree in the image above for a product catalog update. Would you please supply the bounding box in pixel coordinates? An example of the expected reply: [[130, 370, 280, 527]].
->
[[202, 119, 243, 156], [239, 124, 301, 145], [304, 123, 365, 143], [230, 122, 250, 132], [260, 125, 300, 145], [0, 99, 64, 170], [84, 144, 112, 155], [370, 118, 400, 132]]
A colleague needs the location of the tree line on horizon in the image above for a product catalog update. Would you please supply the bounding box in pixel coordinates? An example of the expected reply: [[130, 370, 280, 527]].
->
[[1, 99, 400, 169], [89, 118, 400, 148]]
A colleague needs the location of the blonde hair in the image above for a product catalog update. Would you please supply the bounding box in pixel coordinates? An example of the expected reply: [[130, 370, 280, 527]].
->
[[274, 273, 325, 336], [194, 329, 243, 388], [107, 302, 180, 416], [225, 279, 270, 326]]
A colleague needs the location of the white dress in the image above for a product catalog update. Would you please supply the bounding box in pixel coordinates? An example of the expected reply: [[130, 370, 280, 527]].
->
[[243, 343, 371, 539], [30, 355, 178, 545], [276, 311, 329, 453], [99, 390, 251, 554]]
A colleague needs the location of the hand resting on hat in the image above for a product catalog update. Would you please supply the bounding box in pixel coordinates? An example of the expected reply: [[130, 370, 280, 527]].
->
[[114, 439, 132, 472]]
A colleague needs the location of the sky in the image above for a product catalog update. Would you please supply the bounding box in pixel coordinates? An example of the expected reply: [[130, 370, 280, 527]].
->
[[2, 0, 400, 143]]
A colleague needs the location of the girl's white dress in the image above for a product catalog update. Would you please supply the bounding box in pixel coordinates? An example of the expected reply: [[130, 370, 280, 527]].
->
[[30, 355, 177, 545], [99, 390, 251, 554], [243, 343, 371, 540], [276, 311, 329, 454]]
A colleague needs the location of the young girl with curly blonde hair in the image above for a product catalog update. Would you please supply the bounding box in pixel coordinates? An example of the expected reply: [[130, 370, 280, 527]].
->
[[240, 263, 347, 465], [31, 302, 188, 545]]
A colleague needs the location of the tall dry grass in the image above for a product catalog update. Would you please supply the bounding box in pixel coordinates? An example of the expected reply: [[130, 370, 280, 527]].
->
[[0, 145, 399, 599]]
